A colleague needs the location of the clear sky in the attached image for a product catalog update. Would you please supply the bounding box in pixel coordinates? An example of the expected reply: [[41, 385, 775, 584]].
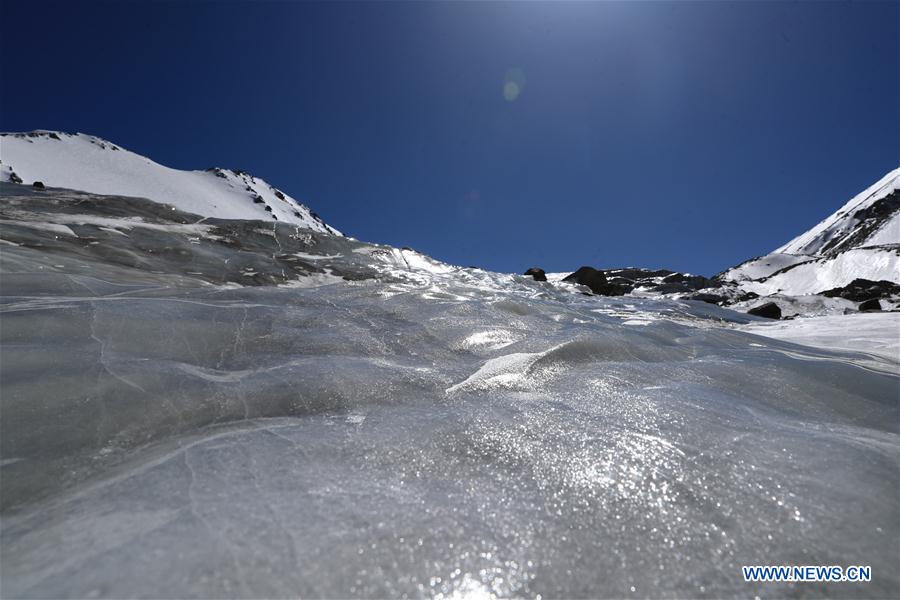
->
[[1, 1, 897, 276]]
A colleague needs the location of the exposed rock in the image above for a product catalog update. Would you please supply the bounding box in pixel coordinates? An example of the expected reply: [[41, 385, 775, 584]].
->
[[662, 273, 688, 284], [826, 190, 900, 254], [611, 268, 674, 279], [662, 272, 713, 290], [32, 181, 44, 189], [858, 298, 882, 312], [9, 171, 22, 184], [688, 293, 728, 305], [748, 302, 781, 319], [524, 267, 547, 282], [654, 282, 695, 294], [563, 266, 612, 295], [821, 279, 900, 302]]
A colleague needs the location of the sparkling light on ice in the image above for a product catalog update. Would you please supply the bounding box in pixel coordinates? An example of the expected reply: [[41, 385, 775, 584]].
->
[[1, 184, 897, 598]]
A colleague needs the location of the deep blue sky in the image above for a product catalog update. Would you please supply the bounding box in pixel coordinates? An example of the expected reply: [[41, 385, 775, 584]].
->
[[1, 1, 897, 275]]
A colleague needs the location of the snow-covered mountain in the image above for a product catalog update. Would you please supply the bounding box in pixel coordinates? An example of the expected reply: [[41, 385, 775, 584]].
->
[[0, 131, 340, 235], [776, 167, 900, 255], [716, 167, 899, 308]]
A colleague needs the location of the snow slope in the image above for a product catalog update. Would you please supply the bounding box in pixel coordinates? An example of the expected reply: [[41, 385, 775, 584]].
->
[[718, 167, 900, 303], [719, 252, 814, 283], [0, 131, 340, 234], [742, 312, 900, 366], [740, 247, 899, 297], [774, 166, 900, 256]]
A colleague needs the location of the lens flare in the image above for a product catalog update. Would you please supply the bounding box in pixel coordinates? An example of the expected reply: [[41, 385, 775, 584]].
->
[[503, 67, 526, 101]]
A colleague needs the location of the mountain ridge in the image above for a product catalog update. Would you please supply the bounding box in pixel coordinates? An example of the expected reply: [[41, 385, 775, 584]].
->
[[2, 130, 897, 316], [0, 131, 340, 235], [774, 166, 900, 256]]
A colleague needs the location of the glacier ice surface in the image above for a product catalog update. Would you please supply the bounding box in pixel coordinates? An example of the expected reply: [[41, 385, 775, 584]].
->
[[1, 184, 898, 598]]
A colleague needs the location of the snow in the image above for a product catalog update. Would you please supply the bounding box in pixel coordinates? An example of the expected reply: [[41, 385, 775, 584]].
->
[[720, 252, 814, 282], [718, 167, 899, 312], [867, 210, 900, 247], [774, 166, 900, 255], [740, 248, 899, 296], [742, 313, 899, 368], [0, 131, 340, 234]]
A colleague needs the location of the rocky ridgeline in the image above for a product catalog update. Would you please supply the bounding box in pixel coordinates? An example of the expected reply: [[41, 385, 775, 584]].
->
[[524, 265, 899, 320]]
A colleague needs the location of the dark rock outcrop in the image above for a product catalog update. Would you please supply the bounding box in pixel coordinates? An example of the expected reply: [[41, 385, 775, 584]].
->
[[748, 302, 782, 319], [562, 266, 629, 295], [858, 298, 882, 312], [563, 266, 608, 294], [32, 181, 44, 189], [821, 279, 900, 302], [524, 268, 547, 282], [555, 266, 720, 297], [662, 272, 713, 289], [823, 190, 900, 254], [611, 268, 675, 279]]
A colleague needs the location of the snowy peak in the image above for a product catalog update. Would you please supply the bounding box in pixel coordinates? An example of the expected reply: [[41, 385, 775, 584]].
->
[[774, 166, 900, 256], [715, 168, 900, 307], [0, 131, 340, 235]]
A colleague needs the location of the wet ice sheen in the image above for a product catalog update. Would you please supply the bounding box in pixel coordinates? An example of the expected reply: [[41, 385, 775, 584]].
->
[[1, 185, 898, 598]]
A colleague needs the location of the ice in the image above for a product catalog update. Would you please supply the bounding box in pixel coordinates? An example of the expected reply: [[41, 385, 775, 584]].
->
[[1, 183, 898, 598]]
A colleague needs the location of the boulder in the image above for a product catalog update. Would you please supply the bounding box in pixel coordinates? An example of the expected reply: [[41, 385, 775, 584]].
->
[[858, 298, 882, 312], [524, 267, 547, 282], [32, 181, 45, 188], [748, 302, 781, 319], [563, 266, 610, 295]]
